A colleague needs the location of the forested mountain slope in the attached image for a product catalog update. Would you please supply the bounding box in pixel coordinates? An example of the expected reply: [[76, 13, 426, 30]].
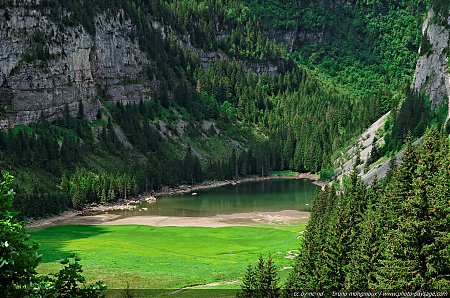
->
[[283, 128, 450, 293], [246, 0, 430, 102], [334, 1, 449, 182], [0, 0, 445, 217], [0, 0, 381, 217]]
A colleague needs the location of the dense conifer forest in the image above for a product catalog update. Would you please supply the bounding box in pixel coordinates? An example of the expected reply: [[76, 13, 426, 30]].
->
[[246, 0, 430, 98], [0, 0, 405, 218], [239, 128, 450, 295], [1, 0, 449, 295]]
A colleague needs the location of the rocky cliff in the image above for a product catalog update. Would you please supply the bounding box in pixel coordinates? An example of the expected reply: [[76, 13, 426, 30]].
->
[[412, 9, 449, 110], [334, 6, 450, 184], [0, 5, 159, 128], [0, 2, 282, 129]]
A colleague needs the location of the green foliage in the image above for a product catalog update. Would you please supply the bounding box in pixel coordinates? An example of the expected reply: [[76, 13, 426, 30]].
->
[[284, 186, 338, 293], [0, 174, 105, 297], [0, 112, 98, 217], [37, 255, 106, 297], [64, 169, 137, 209], [182, 147, 203, 184], [246, 0, 429, 100], [432, 0, 450, 23], [237, 255, 280, 298], [0, 173, 40, 296], [285, 128, 450, 291], [319, 165, 334, 181], [374, 129, 450, 290], [384, 86, 448, 154], [419, 31, 433, 56], [21, 31, 56, 67], [270, 171, 298, 177], [31, 224, 302, 290], [197, 59, 378, 173], [2, 0, 433, 226]]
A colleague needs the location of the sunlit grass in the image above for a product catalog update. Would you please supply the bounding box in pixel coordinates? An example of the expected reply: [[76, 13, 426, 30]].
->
[[270, 170, 299, 177], [30, 224, 304, 295]]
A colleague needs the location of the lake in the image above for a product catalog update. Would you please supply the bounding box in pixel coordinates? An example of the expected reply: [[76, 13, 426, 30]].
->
[[105, 178, 318, 218]]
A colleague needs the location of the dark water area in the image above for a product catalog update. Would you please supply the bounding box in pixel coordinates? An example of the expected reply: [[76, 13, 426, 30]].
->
[[103, 178, 317, 218]]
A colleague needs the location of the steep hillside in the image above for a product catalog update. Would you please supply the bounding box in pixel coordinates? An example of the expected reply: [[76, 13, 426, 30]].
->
[[246, 0, 430, 104], [334, 0, 449, 183], [0, 0, 286, 127], [0, 0, 380, 218]]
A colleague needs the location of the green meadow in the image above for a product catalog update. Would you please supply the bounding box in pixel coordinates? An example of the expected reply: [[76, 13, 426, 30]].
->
[[30, 224, 304, 296]]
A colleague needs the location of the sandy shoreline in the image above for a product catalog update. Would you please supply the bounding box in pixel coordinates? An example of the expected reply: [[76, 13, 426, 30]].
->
[[26, 173, 323, 229], [28, 210, 310, 228]]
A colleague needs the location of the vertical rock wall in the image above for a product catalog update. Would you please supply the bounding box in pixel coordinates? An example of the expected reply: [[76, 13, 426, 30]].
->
[[412, 10, 449, 109], [0, 6, 153, 128]]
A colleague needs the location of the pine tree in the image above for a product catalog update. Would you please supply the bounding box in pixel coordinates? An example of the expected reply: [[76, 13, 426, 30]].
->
[[426, 132, 450, 289], [344, 177, 383, 289], [183, 147, 195, 184], [259, 255, 280, 298], [285, 186, 338, 292], [238, 255, 280, 298], [320, 169, 367, 289], [238, 265, 258, 298], [77, 100, 85, 119], [374, 128, 450, 290], [373, 136, 419, 289], [230, 148, 238, 179]]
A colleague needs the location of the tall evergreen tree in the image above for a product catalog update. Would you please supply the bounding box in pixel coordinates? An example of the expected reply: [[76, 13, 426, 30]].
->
[[77, 100, 84, 119], [344, 177, 383, 289], [319, 169, 367, 289], [375, 128, 450, 290], [238, 255, 280, 298]]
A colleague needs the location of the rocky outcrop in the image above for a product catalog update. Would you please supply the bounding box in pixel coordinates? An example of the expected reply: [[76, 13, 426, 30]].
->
[[0, 4, 282, 128], [338, 8, 449, 185], [0, 6, 156, 128], [334, 112, 390, 184], [412, 9, 449, 109], [151, 19, 279, 75], [266, 28, 324, 53]]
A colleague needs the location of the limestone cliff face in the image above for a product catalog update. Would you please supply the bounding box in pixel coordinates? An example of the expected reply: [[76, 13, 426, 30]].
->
[[0, 3, 280, 128], [266, 28, 323, 53], [0, 6, 154, 128], [412, 9, 449, 109]]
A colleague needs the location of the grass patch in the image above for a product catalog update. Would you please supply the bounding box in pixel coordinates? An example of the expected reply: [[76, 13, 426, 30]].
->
[[30, 224, 303, 296], [270, 170, 299, 177]]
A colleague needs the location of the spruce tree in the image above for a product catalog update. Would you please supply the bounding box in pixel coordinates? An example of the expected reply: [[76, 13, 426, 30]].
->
[[238, 255, 280, 298], [183, 147, 195, 184], [260, 255, 280, 298], [238, 265, 258, 298], [374, 128, 450, 290], [77, 100, 84, 119], [320, 169, 367, 289], [285, 186, 338, 292], [426, 132, 450, 289], [344, 177, 383, 289]]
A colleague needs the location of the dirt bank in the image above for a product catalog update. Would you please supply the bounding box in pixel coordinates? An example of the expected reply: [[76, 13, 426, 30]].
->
[[29, 210, 310, 228], [297, 173, 329, 187]]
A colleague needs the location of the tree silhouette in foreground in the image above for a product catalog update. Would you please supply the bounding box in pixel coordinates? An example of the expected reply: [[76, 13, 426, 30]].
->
[[0, 173, 106, 297]]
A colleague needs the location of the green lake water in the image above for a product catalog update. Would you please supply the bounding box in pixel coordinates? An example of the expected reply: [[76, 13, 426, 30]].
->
[[105, 178, 317, 218]]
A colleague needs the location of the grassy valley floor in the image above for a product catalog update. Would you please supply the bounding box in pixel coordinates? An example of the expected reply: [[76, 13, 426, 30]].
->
[[29, 224, 304, 297]]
